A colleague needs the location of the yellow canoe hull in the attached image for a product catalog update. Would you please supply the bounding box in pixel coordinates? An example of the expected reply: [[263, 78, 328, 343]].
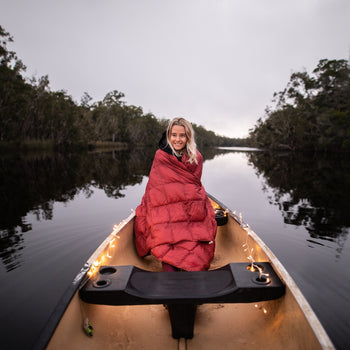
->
[[43, 195, 334, 350]]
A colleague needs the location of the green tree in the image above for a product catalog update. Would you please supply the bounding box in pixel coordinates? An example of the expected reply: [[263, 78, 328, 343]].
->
[[0, 25, 240, 149], [249, 59, 350, 152], [0, 25, 30, 141]]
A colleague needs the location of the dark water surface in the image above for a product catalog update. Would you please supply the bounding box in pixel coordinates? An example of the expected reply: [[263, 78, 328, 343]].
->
[[1, 148, 349, 349]]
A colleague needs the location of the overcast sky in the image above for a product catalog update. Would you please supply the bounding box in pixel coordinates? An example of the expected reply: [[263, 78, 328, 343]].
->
[[1, 0, 349, 138]]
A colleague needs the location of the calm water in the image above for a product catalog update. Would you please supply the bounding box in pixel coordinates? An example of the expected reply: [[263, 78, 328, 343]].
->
[[1, 148, 349, 349]]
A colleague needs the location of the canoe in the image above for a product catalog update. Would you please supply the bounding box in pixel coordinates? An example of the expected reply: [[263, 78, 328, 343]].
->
[[35, 194, 334, 350]]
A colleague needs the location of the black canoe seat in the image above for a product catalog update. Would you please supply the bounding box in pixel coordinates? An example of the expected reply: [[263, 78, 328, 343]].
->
[[79, 262, 285, 339]]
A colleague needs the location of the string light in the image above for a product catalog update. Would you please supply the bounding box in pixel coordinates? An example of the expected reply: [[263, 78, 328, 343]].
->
[[86, 210, 134, 277], [254, 303, 268, 315], [242, 227, 270, 281], [241, 216, 270, 315], [88, 254, 106, 277], [107, 238, 116, 258]]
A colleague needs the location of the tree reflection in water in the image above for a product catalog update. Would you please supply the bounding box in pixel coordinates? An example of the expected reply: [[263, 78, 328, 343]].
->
[[247, 151, 350, 257], [4, 148, 348, 271], [0, 147, 231, 272], [0, 148, 153, 271]]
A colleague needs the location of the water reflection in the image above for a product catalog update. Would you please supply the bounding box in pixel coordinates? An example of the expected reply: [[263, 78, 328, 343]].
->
[[0, 147, 231, 272], [0, 149, 149, 271], [3, 148, 349, 271], [247, 152, 350, 256]]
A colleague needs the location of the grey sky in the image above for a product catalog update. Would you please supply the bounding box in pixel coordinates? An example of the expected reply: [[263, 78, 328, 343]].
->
[[1, 0, 349, 138]]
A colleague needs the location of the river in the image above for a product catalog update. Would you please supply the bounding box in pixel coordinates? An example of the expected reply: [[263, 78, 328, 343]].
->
[[0, 148, 349, 349]]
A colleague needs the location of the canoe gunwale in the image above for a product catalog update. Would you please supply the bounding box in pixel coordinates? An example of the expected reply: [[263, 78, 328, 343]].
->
[[33, 264, 89, 350], [39, 196, 335, 350], [245, 227, 335, 349], [33, 211, 136, 349], [207, 193, 335, 350]]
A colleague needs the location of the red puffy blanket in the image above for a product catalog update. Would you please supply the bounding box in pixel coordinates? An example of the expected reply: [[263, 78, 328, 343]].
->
[[134, 149, 217, 271]]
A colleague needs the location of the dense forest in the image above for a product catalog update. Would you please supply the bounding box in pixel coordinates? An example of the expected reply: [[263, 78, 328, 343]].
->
[[249, 58, 350, 152], [0, 25, 244, 150], [2, 24, 349, 153]]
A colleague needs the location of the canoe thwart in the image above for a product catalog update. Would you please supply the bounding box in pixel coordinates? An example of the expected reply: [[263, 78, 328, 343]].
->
[[79, 262, 285, 305], [79, 262, 285, 339]]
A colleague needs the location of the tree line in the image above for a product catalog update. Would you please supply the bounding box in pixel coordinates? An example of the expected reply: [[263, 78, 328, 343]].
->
[[4, 24, 348, 153], [248, 58, 350, 152], [0, 25, 243, 150]]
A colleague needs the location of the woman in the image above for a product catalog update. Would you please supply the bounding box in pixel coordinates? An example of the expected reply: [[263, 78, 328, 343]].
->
[[134, 117, 217, 271]]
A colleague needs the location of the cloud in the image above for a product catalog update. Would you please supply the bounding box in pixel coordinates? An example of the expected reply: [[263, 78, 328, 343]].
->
[[1, 0, 349, 137]]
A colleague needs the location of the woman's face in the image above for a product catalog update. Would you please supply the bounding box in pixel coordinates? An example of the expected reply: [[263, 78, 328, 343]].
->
[[170, 125, 187, 151]]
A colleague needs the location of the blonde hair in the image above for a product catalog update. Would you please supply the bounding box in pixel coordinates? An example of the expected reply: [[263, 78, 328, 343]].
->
[[166, 117, 198, 164]]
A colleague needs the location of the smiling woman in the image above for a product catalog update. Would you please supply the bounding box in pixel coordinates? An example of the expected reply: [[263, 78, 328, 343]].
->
[[166, 117, 199, 164], [169, 125, 187, 152], [134, 117, 217, 272]]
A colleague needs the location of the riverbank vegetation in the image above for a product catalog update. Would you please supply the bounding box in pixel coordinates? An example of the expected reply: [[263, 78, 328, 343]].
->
[[2, 25, 349, 153], [0, 25, 244, 151], [248, 58, 350, 152]]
